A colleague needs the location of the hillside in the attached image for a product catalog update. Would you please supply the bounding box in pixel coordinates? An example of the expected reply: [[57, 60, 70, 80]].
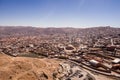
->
[[0, 26, 119, 38], [0, 53, 61, 80]]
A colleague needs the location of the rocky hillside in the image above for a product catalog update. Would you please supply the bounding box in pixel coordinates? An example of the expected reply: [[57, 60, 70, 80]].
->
[[0, 53, 61, 80]]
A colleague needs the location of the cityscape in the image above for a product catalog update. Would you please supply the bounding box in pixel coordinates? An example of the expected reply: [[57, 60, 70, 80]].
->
[[0, 0, 120, 80], [0, 26, 120, 80]]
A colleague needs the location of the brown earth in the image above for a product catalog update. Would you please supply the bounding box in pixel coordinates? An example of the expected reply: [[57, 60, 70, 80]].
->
[[0, 53, 61, 80]]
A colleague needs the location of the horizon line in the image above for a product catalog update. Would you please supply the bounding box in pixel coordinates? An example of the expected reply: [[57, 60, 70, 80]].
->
[[0, 25, 119, 29]]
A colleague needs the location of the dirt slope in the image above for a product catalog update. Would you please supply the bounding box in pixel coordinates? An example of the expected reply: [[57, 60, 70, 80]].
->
[[0, 53, 61, 80]]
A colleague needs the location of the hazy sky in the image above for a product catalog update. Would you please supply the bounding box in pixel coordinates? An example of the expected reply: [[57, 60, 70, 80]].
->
[[0, 0, 120, 28]]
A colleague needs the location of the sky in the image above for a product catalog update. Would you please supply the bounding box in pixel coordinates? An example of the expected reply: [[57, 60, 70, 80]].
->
[[0, 0, 120, 28]]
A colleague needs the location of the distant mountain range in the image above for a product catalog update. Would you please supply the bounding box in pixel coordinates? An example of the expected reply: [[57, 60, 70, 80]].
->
[[0, 26, 120, 38]]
